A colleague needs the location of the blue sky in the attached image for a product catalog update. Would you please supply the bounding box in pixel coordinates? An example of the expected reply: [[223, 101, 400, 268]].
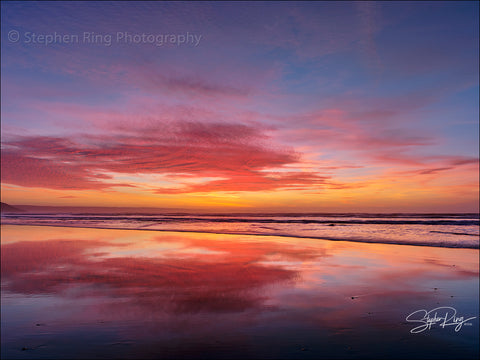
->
[[1, 1, 478, 212]]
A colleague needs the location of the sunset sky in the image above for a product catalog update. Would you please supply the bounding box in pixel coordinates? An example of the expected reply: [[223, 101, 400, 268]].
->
[[1, 1, 478, 212]]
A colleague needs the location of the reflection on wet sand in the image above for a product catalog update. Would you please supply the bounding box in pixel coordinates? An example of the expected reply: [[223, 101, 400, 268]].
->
[[1, 225, 478, 359]]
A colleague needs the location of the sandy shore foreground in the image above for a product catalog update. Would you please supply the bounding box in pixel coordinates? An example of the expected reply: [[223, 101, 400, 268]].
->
[[1, 225, 479, 359]]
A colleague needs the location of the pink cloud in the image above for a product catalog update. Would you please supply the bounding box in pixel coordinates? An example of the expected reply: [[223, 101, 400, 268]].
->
[[155, 171, 329, 194], [128, 70, 251, 99], [3, 122, 333, 192], [0, 151, 112, 190], [388, 156, 479, 177]]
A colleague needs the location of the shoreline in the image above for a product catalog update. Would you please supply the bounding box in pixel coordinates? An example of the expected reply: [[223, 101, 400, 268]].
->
[[1, 222, 479, 249]]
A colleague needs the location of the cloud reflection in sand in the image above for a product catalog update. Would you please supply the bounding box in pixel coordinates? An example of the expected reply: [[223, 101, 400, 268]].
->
[[1, 226, 478, 359]]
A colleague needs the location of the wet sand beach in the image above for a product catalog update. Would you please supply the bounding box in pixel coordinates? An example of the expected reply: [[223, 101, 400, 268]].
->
[[1, 225, 478, 359]]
